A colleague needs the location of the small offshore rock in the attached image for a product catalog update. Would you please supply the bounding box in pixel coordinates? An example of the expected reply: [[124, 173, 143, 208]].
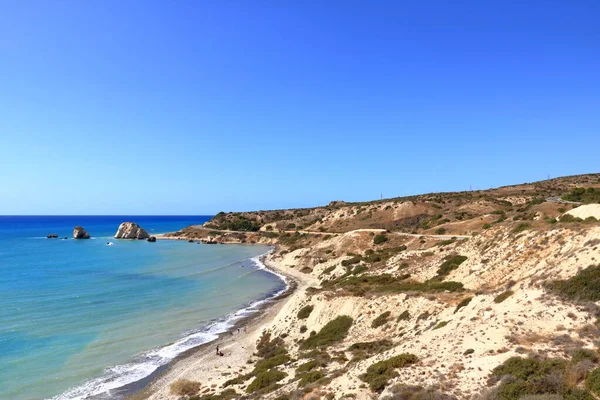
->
[[114, 222, 150, 239], [73, 226, 90, 239], [147, 236, 156, 242], [47, 234, 58, 239]]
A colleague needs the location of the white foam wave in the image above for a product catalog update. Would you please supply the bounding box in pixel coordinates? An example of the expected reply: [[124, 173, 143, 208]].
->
[[51, 250, 288, 400]]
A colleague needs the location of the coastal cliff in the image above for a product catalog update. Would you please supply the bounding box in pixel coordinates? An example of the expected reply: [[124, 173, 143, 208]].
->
[[143, 173, 600, 400]]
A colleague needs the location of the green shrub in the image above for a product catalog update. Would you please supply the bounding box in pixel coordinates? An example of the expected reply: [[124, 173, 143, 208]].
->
[[563, 187, 600, 204], [483, 223, 492, 229], [297, 370, 324, 386], [571, 348, 599, 364], [371, 311, 391, 328], [433, 321, 449, 330], [360, 354, 419, 392], [587, 367, 600, 395], [547, 265, 600, 302], [300, 316, 353, 349], [342, 256, 362, 267], [352, 265, 368, 275], [397, 310, 410, 321], [436, 255, 468, 278], [374, 234, 388, 245], [246, 370, 287, 393], [300, 325, 307, 333], [252, 353, 290, 374], [454, 297, 472, 313], [386, 384, 457, 400], [494, 290, 514, 303], [513, 222, 531, 233], [297, 305, 314, 320], [436, 228, 447, 235], [296, 360, 319, 373], [348, 340, 394, 361]]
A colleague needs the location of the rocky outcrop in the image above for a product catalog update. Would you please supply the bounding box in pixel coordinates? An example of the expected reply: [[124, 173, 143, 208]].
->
[[147, 236, 156, 242], [47, 234, 58, 239], [114, 222, 150, 239], [73, 226, 90, 239]]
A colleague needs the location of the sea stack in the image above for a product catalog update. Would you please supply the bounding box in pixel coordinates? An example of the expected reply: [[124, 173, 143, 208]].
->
[[147, 236, 156, 242], [114, 222, 150, 239], [73, 226, 90, 239]]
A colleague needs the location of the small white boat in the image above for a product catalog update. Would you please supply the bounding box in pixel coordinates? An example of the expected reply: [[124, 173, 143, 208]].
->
[[106, 242, 114, 246]]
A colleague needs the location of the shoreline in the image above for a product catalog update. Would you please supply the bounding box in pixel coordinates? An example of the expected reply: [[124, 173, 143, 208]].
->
[[122, 247, 308, 400]]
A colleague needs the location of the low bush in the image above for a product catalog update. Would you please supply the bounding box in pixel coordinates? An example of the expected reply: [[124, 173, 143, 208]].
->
[[246, 370, 287, 393], [494, 290, 514, 303], [170, 379, 202, 396], [433, 321, 449, 330], [372, 311, 391, 328], [513, 222, 531, 233], [454, 297, 472, 313], [571, 348, 599, 364], [374, 234, 388, 245], [252, 353, 290, 374], [397, 310, 410, 321], [297, 305, 314, 320], [485, 355, 597, 400], [297, 370, 324, 386], [360, 353, 419, 392], [300, 316, 353, 349], [586, 367, 600, 395], [348, 340, 394, 360], [435, 255, 468, 278], [385, 384, 457, 400], [547, 265, 600, 302]]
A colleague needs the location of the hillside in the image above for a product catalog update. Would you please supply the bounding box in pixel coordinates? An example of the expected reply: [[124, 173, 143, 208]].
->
[[155, 173, 600, 400]]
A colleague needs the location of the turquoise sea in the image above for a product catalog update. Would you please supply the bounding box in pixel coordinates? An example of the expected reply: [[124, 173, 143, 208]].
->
[[0, 216, 285, 400]]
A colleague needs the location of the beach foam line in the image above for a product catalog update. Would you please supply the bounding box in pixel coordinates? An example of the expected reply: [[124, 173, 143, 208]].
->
[[51, 251, 288, 400]]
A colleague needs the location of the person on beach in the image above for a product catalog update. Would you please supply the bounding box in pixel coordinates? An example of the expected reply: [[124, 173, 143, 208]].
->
[[216, 345, 219, 355]]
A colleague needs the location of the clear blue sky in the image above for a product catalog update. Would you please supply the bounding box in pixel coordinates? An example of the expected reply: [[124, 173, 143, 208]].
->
[[0, 1, 598, 215]]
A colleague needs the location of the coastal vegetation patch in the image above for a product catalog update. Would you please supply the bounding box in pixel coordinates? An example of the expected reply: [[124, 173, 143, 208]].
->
[[360, 353, 419, 392], [348, 340, 394, 361], [494, 290, 514, 304], [371, 311, 391, 328], [484, 354, 598, 400], [300, 316, 353, 349], [547, 265, 600, 302], [563, 188, 600, 204], [297, 305, 314, 319], [435, 255, 468, 279]]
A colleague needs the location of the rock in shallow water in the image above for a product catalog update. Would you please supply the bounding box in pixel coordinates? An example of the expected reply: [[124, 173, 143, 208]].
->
[[73, 226, 90, 239], [114, 222, 150, 239], [147, 236, 156, 242]]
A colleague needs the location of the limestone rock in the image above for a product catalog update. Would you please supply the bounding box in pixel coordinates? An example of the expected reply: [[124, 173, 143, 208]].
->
[[147, 236, 156, 242], [47, 234, 58, 239], [114, 222, 150, 239], [73, 226, 90, 239]]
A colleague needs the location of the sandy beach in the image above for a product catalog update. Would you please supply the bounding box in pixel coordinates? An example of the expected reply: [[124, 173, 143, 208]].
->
[[130, 251, 318, 400]]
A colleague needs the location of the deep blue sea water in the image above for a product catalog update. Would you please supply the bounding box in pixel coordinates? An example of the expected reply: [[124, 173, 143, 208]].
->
[[0, 216, 285, 400]]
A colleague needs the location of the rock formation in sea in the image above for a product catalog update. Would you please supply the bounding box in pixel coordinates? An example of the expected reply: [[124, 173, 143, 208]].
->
[[47, 234, 58, 239], [114, 222, 150, 239], [73, 226, 90, 239], [147, 236, 156, 242]]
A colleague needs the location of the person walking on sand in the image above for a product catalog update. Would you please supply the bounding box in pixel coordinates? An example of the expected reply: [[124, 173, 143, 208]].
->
[[216, 345, 219, 355]]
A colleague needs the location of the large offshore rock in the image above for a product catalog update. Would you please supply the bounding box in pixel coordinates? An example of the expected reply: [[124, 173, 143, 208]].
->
[[73, 226, 90, 239], [114, 222, 150, 239]]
